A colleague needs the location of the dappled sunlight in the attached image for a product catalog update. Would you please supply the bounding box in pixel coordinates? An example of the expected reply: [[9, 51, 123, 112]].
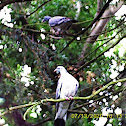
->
[[0, 6, 13, 27], [0, 0, 126, 126], [21, 64, 32, 87]]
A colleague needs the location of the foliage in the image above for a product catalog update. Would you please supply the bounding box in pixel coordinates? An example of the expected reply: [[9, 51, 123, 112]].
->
[[0, 0, 126, 126]]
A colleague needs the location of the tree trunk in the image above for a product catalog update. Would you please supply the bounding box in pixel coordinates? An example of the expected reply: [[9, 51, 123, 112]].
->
[[78, 0, 124, 66], [118, 69, 126, 126]]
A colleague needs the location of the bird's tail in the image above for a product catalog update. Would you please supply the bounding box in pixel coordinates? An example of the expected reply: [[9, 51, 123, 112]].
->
[[54, 118, 65, 126], [71, 19, 78, 23]]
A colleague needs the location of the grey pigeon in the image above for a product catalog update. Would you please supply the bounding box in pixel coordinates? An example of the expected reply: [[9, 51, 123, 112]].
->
[[43, 16, 76, 35], [54, 66, 79, 126]]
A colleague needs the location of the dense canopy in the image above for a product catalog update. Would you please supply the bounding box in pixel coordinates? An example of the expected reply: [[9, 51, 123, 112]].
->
[[0, 0, 126, 126]]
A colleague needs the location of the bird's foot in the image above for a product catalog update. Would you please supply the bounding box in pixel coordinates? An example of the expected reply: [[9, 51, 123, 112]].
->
[[65, 96, 73, 101], [55, 31, 64, 36], [65, 97, 70, 101], [55, 31, 60, 36], [69, 96, 73, 100]]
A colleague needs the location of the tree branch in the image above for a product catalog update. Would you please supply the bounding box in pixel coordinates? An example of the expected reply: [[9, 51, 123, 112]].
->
[[71, 87, 125, 110], [0, 0, 32, 10], [1, 77, 126, 117], [60, 0, 113, 53], [34, 117, 52, 126], [74, 34, 126, 74], [26, 0, 52, 18], [78, 26, 125, 65], [79, 0, 124, 61]]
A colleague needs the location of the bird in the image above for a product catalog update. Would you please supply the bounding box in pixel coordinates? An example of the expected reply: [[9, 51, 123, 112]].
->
[[54, 66, 79, 126], [42, 16, 77, 35]]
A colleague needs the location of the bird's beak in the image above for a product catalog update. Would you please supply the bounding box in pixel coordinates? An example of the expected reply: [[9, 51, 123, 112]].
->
[[54, 69, 60, 74], [54, 69, 57, 72]]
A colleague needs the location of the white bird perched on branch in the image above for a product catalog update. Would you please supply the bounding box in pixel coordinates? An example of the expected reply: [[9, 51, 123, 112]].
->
[[54, 66, 79, 126]]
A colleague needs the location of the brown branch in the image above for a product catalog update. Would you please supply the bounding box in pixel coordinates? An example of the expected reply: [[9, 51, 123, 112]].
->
[[26, 0, 52, 18], [78, 26, 125, 65], [0, 0, 32, 10], [91, 0, 103, 30], [74, 34, 126, 74], [34, 117, 52, 126], [72, 87, 125, 110], [1, 78, 126, 117], [79, 0, 124, 61], [96, 0, 103, 14], [21, 27, 52, 35], [78, 18, 125, 41], [77, 0, 113, 36], [21, 28, 75, 38], [60, 0, 113, 53], [23, 37, 40, 65]]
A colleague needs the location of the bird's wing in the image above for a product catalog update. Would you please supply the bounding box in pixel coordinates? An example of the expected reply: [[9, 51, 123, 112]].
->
[[59, 73, 79, 99], [55, 78, 63, 111], [49, 16, 71, 26], [56, 79, 62, 99], [55, 72, 79, 120]]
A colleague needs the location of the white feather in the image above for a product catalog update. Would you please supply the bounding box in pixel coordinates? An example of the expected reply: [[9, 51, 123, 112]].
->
[[55, 66, 79, 122]]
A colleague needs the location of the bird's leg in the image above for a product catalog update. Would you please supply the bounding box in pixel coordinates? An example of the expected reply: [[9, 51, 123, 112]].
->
[[65, 96, 73, 101], [55, 28, 61, 36], [60, 31, 64, 35], [65, 97, 70, 101], [69, 96, 74, 100], [55, 31, 64, 36], [55, 31, 60, 35]]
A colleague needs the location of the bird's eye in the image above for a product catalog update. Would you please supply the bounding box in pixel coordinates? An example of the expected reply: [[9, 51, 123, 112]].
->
[[56, 71, 59, 74]]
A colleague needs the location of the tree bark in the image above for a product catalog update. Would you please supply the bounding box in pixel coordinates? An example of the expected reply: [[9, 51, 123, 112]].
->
[[0, 0, 32, 10], [78, 0, 124, 66], [117, 69, 126, 126]]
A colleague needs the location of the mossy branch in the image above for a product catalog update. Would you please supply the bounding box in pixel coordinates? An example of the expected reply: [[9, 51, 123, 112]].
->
[[0, 78, 126, 117]]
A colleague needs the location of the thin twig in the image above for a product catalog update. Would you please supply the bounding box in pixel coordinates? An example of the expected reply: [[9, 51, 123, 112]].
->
[[74, 34, 126, 74], [26, 0, 52, 18], [1, 77, 126, 117], [60, 0, 113, 52], [79, 26, 125, 62], [73, 15, 116, 25], [23, 37, 40, 65], [0, 0, 32, 10], [71, 87, 125, 110]]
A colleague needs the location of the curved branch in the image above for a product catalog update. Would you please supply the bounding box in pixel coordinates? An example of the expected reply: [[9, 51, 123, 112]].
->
[[78, 26, 125, 66], [60, 0, 113, 53], [0, 0, 32, 10], [79, 0, 124, 61], [1, 77, 126, 117], [74, 34, 126, 74], [26, 0, 52, 18]]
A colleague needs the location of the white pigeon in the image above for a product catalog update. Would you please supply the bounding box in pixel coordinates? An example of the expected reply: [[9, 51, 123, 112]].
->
[[54, 66, 79, 126]]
